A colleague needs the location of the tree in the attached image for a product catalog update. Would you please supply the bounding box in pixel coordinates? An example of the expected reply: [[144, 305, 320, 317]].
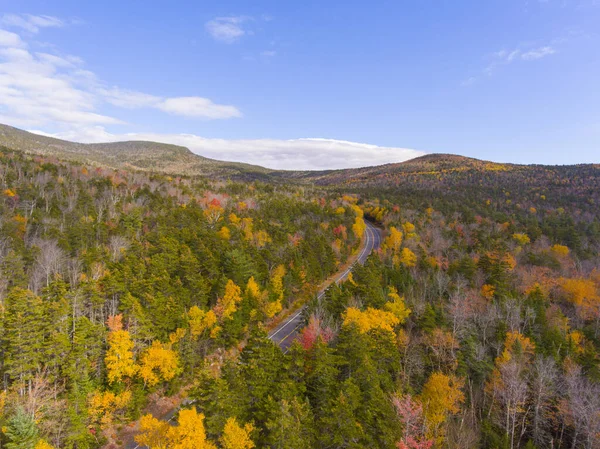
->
[[138, 341, 180, 387], [136, 409, 217, 449], [265, 398, 315, 449], [220, 417, 255, 449], [384, 227, 403, 253], [399, 248, 417, 268], [2, 288, 45, 393], [5, 408, 39, 449], [419, 372, 464, 443], [343, 307, 400, 334], [215, 280, 243, 321], [384, 287, 411, 324], [392, 394, 433, 449], [189, 306, 217, 339], [105, 314, 138, 384]]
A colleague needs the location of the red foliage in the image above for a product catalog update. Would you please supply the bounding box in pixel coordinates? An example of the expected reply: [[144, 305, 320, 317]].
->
[[298, 315, 334, 350]]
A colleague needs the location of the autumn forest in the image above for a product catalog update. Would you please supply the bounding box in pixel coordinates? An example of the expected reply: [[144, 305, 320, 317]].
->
[[0, 141, 599, 449]]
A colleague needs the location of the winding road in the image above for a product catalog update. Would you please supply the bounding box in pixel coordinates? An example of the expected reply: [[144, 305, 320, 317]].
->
[[268, 221, 382, 352]]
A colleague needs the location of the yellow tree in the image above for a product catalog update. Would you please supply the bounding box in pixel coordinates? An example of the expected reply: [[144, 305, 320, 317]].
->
[[220, 417, 255, 449], [136, 409, 217, 449], [105, 314, 138, 384], [35, 440, 57, 449], [138, 341, 180, 387], [383, 227, 403, 253], [398, 247, 417, 268], [343, 307, 400, 334], [88, 390, 132, 429], [420, 372, 464, 442], [352, 216, 366, 240], [136, 414, 172, 448], [217, 226, 231, 241], [188, 306, 217, 339], [215, 280, 243, 320], [168, 409, 216, 449], [383, 287, 411, 324]]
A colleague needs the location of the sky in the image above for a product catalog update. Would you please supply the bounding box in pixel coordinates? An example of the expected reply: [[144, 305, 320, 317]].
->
[[0, 0, 598, 170]]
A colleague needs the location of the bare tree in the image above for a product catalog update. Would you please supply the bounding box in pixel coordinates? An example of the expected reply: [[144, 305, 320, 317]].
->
[[29, 239, 66, 292]]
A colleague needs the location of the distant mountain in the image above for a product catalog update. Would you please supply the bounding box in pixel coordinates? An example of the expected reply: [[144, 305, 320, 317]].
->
[[1, 124, 597, 191], [0, 124, 272, 180]]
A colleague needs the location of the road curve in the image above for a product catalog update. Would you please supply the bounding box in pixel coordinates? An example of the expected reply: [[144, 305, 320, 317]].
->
[[268, 221, 382, 352]]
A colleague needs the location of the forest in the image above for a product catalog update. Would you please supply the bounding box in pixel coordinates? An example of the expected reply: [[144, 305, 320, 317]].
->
[[0, 145, 599, 449]]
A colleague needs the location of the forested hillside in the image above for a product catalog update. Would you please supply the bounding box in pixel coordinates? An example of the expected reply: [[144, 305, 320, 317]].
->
[[0, 135, 599, 449]]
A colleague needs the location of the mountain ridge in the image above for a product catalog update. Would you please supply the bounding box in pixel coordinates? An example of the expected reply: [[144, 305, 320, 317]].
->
[[0, 124, 597, 184]]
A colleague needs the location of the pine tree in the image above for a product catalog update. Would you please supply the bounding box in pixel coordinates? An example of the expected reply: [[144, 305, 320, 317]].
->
[[5, 408, 39, 449]]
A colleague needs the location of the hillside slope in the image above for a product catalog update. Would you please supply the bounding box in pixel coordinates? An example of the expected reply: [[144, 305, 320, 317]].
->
[[0, 124, 272, 180]]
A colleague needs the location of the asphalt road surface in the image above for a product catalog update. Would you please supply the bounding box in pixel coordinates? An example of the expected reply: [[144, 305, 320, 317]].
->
[[268, 221, 382, 352]]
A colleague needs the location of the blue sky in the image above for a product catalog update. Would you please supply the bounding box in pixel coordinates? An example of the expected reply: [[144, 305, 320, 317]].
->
[[0, 0, 598, 169]]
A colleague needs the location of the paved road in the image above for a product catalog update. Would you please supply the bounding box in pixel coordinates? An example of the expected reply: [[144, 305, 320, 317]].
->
[[268, 221, 382, 352]]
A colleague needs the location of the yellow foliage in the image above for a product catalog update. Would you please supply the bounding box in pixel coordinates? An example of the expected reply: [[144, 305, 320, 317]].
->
[[229, 213, 241, 225], [105, 315, 138, 384], [343, 307, 400, 334], [529, 207, 537, 214], [253, 229, 271, 248], [559, 277, 597, 306], [135, 414, 171, 449], [352, 216, 366, 239], [568, 330, 586, 354], [402, 222, 416, 234], [35, 441, 56, 449], [216, 280, 243, 320], [399, 247, 417, 268], [169, 327, 187, 344], [420, 372, 464, 432], [347, 272, 358, 286], [383, 287, 411, 323], [512, 233, 531, 246], [263, 299, 282, 318], [168, 409, 216, 449], [3, 188, 16, 197], [204, 203, 224, 226], [220, 417, 255, 449], [383, 227, 403, 253], [138, 341, 180, 387], [88, 389, 132, 429], [335, 206, 346, 214], [188, 307, 217, 339], [245, 276, 261, 299], [551, 244, 570, 257], [241, 218, 253, 241], [270, 265, 286, 303], [218, 226, 231, 241], [481, 284, 495, 299], [498, 331, 536, 364]]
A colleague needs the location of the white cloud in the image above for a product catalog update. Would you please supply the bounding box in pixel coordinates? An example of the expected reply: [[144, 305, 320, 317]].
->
[[158, 97, 242, 119], [1, 14, 64, 33], [0, 29, 25, 47], [205, 16, 250, 43], [521, 46, 556, 60], [465, 43, 557, 85], [0, 24, 242, 127], [29, 127, 426, 170]]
